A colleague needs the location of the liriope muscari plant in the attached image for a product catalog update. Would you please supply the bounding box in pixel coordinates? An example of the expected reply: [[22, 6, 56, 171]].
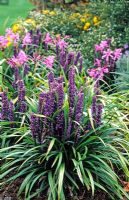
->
[[1, 69, 129, 200]]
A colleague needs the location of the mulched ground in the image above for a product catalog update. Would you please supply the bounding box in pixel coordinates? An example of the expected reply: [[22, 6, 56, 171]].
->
[[0, 171, 127, 200], [0, 179, 115, 200]]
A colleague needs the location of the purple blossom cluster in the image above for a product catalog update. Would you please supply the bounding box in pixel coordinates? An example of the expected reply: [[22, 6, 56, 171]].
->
[[17, 80, 27, 113], [88, 39, 122, 79], [56, 46, 83, 74], [30, 69, 84, 143], [91, 81, 103, 128], [1, 91, 14, 127]]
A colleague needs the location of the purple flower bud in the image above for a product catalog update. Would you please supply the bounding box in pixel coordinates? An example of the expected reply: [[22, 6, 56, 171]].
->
[[13, 46, 18, 57], [18, 80, 25, 101], [24, 64, 30, 76], [59, 49, 66, 67], [67, 52, 74, 65], [17, 80, 27, 113], [124, 44, 129, 50], [48, 72, 54, 87], [64, 59, 69, 72], [57, 76, 64, 84], [56, 44, 59, 60], [30, 114, 40, 140], [29, 30, 33, 36], [68, 67, 76, 107], [96, 104, 103, 127], [8, 101, 14, 127], [74, 51, 81, 65], [19, 101, 27, 113], [1, 92, 9, 120], [44, 92, 55, 116], [36, 29, 42, 43], [91, 96, 97, 118], [33, 35, 38, 46], [56, 84, 64, 134], [79, 57, 83, 73]]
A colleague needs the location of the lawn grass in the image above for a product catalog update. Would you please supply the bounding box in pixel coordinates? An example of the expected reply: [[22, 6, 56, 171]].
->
[[0, 0, 34, 34]]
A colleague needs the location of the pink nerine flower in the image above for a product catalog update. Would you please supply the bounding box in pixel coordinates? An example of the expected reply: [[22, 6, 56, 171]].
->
[[94, 58, 101, 67], [100, 40, 109, 49], [113, 48, 122, 60], [95, 44, 102, 52], [43, 56, 55, 68], [95, 40, 110, 52], [22, 33, 32, 46], [102, 49, 114, 62], [7, 50, 28, 67], [5, 28, 19, 45], [57, 39, 68, 50], [44, 33, 53, 44], [88, 66, 109, 79], [0, 36, 8, 49]]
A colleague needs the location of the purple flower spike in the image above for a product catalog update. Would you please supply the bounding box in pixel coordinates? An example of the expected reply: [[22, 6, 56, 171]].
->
[[38, 93, 46, 114], [24, 64, 30, 76], [57, 76, 64, 84], [96, 104, 103, 127], [74, 51, 81, 65], [91, 96, 97, 125], [44, 92, 55, 117], [19, 101, 27, 113], [56, 84, 64, 134], [67, 52, 74, 65], [8, 101, 14, 127], [30, 114, 40, 140], [48, 72, 54, 87], [18, 80, 27, 113], [59, 49, 66, 67], [56, 44, 59, 60], [18, 80, 25, 101], [79, 57, 83, 73], [68, 67, 76, 107], [1, 92, 9, 120]]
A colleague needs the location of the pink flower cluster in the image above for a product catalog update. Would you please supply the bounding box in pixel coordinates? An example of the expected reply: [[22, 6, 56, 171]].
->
[[7, 50, 28, 67], [42, 56, 55, 68], [44, 33, 68, 50], [0, 28, 19, 49], [22, 32, 32, 46], [88, 40, 122, 79]]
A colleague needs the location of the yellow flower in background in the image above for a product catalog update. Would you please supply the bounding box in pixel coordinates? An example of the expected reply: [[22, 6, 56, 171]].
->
[[93, 16, 99, 24], [12, 24, 21, 33], [94, 21, 101, 26], [25, 18, 36, 27], [49, 11, 56, 16], [80, 17, 86, 23], [83, 22, 91, 31], [42, 10, 50, 15], [71, 12, 81, 19]]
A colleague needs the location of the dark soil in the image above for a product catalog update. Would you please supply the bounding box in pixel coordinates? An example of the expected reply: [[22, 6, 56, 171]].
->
[[0, 179, 114, 200], [0, 176, 128, 200]]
